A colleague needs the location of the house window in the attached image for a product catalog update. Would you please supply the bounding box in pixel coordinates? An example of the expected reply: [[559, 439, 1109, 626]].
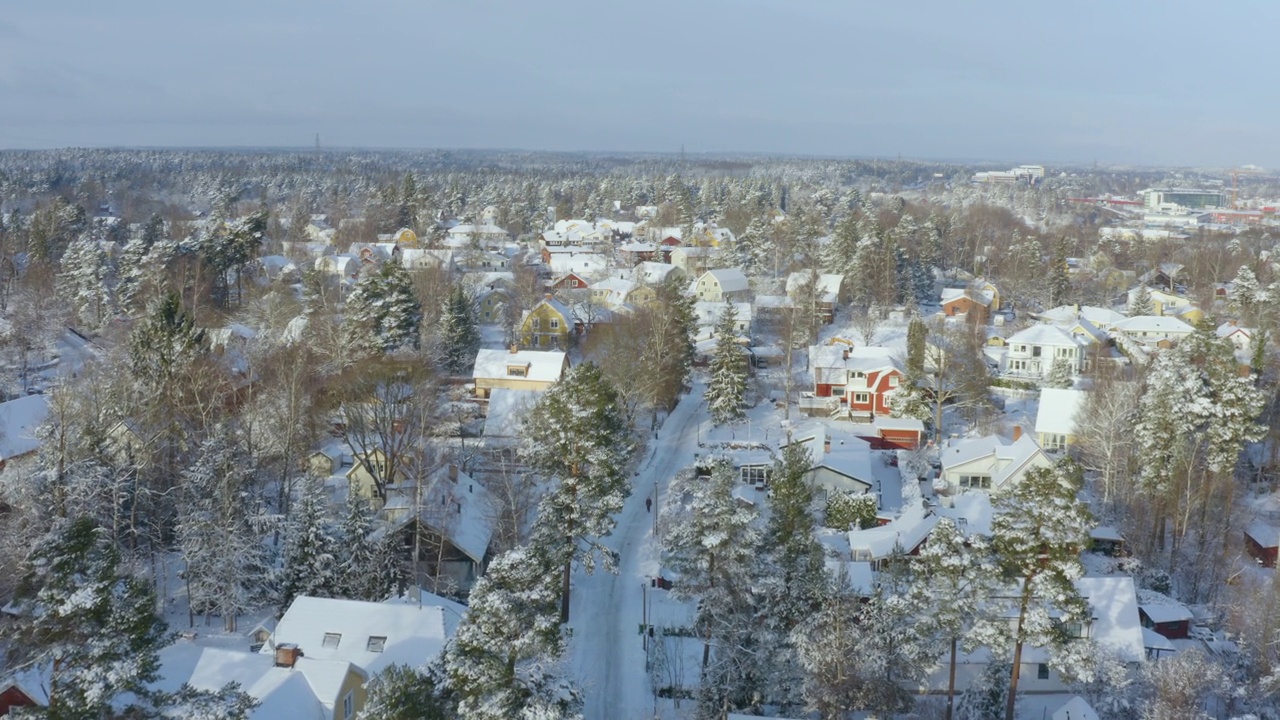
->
[[1037, 663, 1050, 680], [367, 636, 387, 653], [342, 691, 354, 718], [740, 465, 770, 485], [1044, 433, 1067, 451], [1032, 346, 1042, 357], [853, 392, 871, 404], [570, 279, 579, 288], [506, 365, 527, 378], [959, 475, 992, 489], [532, 318, 540, 330], [550, 318, 560, 330], [888, 376, 899, 387], [322, 633, 342, 649], [851, 371, 866, 380]]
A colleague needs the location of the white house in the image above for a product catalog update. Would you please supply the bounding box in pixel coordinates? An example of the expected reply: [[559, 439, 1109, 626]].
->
[[1002, 324, 1089, 379], [693, 301, 753, 334], [693, 268, 750, 302], [1110, 315, 1195, 347], [1033, 304, 1128, 331], [1217, 322, 1254, 352], [938, 432, 1051, 495]]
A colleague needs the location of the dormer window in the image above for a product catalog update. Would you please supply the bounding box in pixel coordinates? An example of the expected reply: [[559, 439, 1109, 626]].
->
[[322, 633, 342, 649], [507, 365, 528, 378], [367, 636, 387, 652]]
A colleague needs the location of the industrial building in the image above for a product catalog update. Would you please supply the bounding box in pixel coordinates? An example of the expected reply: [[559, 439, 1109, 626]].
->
[[972, 165, 1045, 184], [1141, 188, 1227, 211]]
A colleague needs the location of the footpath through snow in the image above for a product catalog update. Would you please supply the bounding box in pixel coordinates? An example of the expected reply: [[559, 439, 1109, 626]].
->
[[569, 382, 707, 720]]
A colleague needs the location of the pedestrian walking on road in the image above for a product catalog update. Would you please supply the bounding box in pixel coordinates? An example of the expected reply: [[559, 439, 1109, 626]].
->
[[645, 497, 652, 513]]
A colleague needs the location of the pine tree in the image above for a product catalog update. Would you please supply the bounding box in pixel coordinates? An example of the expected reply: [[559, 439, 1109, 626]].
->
[[58, 236, 115, 330], [344, 258, 423, 356], [439, 284, 481, 375], [916, 518, 998, 720], [659, 460, 759, 674], [1129, 284, 1155, 316], [1044, 357, 1075, 389], [981, 459, 1092, 720], [360, 663, 452, 720], [276, 477, 342, 610], [705, 303, 747, 425], [7, 517, 171, 718], [177, 430, 270, 632], [823, 490, 878, 530], [519, 362, 634, 623], [445, 547, 580, 720], [129, 291, 206, 390]]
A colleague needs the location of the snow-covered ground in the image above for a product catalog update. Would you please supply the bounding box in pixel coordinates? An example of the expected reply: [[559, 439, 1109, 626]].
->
[[568, 381, 706, 720]]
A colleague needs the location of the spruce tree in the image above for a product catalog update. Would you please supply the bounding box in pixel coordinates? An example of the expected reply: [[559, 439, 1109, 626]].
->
[[344, 259, 423, 356], [276, 477, 342, 610], [906, 316, 927, 376], [338, 491, 396, 602], [58, 236, 115, 331], [1044, 357, 1075, 389], [1049, 236, 1071, 307], [128, 291, 206, 390], [360, 663, 452, 720], [7, 517, 171, 718], [520, 362, 634, 623], [439, 284, 481, 375], [1129, 284, 1155, 316], [705, 302, 747, 425]]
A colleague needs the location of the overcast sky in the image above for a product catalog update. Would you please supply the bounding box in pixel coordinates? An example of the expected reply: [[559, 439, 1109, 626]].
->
[[0, 0, 1274, 167]]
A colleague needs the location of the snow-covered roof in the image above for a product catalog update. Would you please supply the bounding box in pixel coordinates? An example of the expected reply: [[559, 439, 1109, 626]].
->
[[264, 594, 462, 676], [940, 434, 1047, 491], [935, 493, 994, 537], [1006, 323, 1088, 348], [1138, 598, 1193, 624], [1246, 522, 1280, 549], [0, 394, 48, 461], [1142, 627, 1175, 652], [382, 465, 494, 564], [847, 503, 938, 561], [1075, 576, 1145, 663], [753, 294, 794, 309], [1217, 322, 1254, 339], [1052, 696, 1100, 720], [482, 387, 545, 440], [631, 261, 677, 285], [825, 560, 875, 595], [845, 346, 903, 374], [699, 268, 749, 293], [1036, 305, 1128, 329], [874, 416, 925, 432], [785, 272, 844, 302], [693, 301, 753, 328], [1035, 388, 1086, 437], [548, 253, 609, 279], [1111, 315, 1195, 335], [473, 348, 568, 384]]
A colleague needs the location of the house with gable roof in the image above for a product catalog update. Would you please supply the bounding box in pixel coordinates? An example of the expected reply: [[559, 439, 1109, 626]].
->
[[940, 287, 993, 324], [520, 295, 575, 349], [808, 344, 905, 420], [472, 347, 569, 398], [379, 463, 495, 593], [1035, 387, 1086, 451], [1001, 324, 1090, 379], [1110, 315, 1195, 348], [938, 430, 1051, 495], [919, 576, 1145, 697], [669, 246, 714, 277], [694, 268, 750, 303], [785, 271, 847, 323]]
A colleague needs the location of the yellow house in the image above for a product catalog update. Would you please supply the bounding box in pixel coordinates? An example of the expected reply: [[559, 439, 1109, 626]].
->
[[476, 287, 509, 324], [173, 646, 368, 720], [520, 295, 574, 349], [392, 228, 418, 248], [346, 448, 408, 502], [472, 348, 569, 398], [973, 278, 1001, 312], [628, 284, 660, 309]]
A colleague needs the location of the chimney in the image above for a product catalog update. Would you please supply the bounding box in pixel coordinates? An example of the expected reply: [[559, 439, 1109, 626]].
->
[[448, 464, 459, 482], [824, 437, 832, 454], [544, 292, 553, 300], [275, 644, 303, 668], [1012, 426, 1023, 441], [510, 345, 519, 354], [842, 349, 850, 360]]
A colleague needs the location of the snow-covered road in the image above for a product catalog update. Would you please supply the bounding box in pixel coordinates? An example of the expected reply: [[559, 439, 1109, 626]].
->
[[570, 383, 707, 720]]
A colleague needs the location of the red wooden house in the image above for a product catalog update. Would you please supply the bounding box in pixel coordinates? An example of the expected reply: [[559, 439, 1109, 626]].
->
[[546, 272, 590, 291], [1138, 602, 1193, 640], [1246, 523, 1280, 567], [0, 681, 40, 716], [810, 345, 905, 421]]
